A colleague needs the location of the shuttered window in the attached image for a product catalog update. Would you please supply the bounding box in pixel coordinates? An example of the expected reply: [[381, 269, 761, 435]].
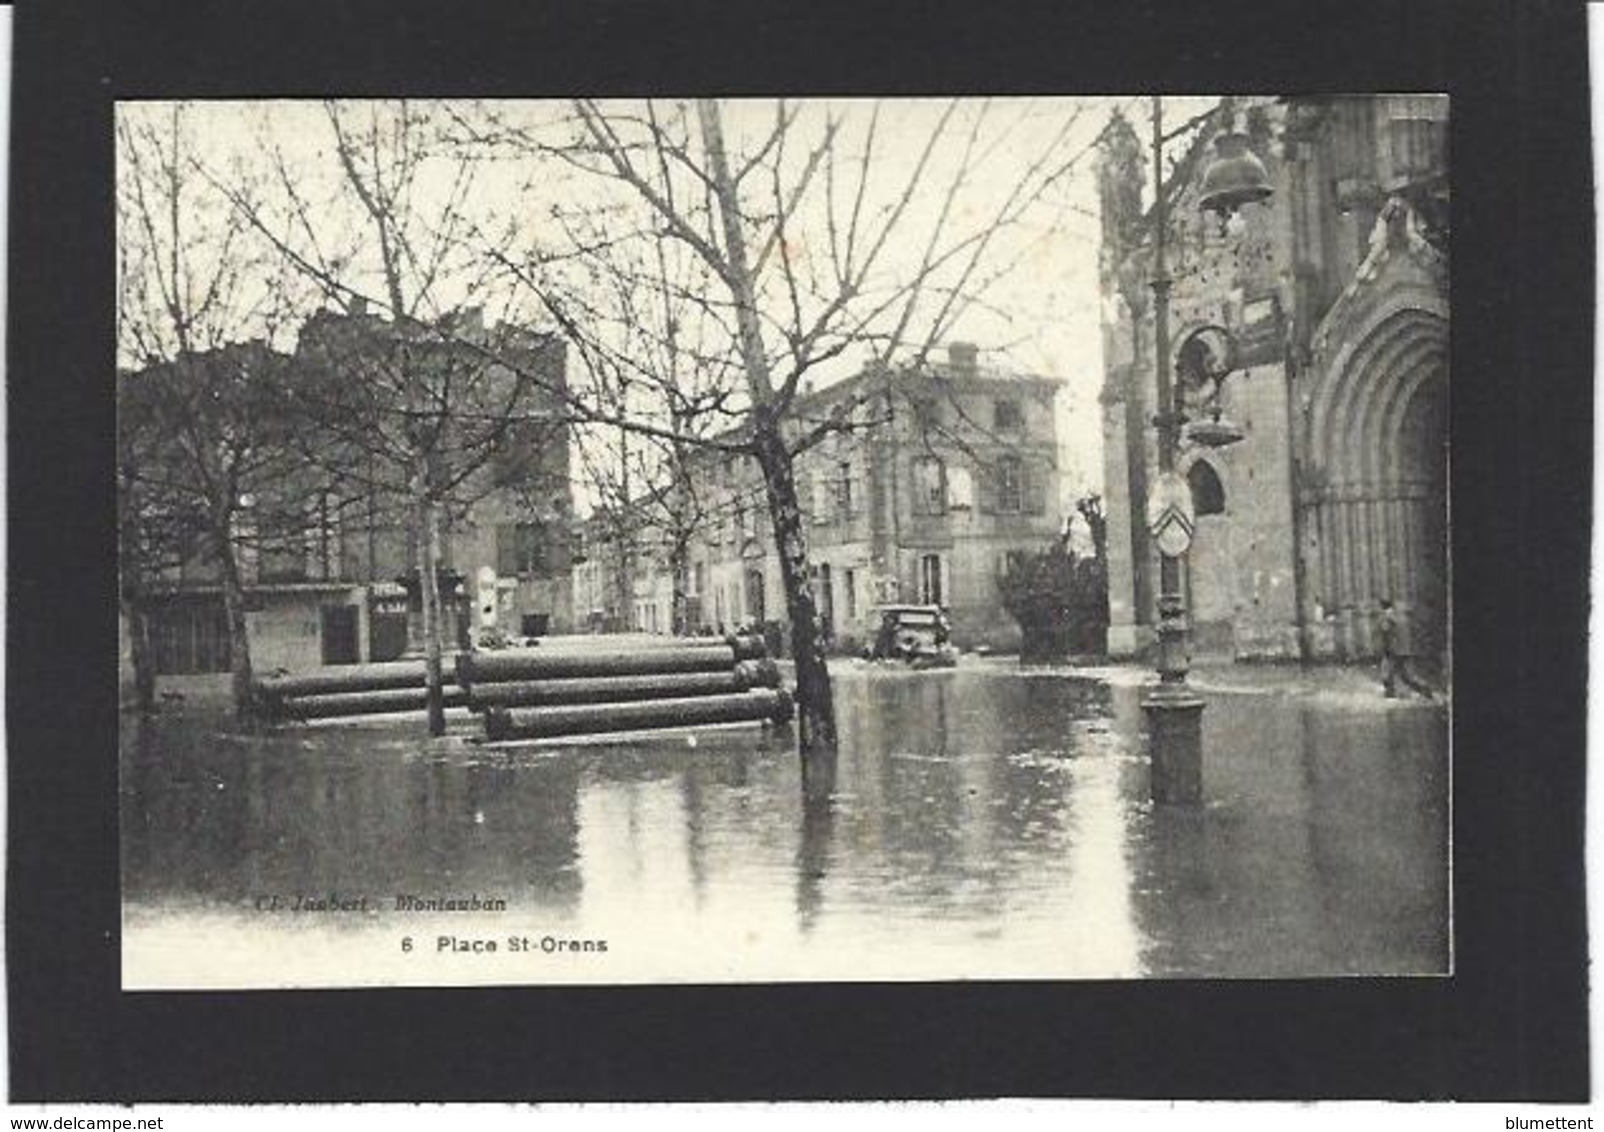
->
[[912, 457, 945, 515], [996, 456, 1023, 513]]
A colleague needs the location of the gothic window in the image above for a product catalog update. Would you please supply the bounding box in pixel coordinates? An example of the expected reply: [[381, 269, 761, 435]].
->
[[1188, 461, 1226, 517]]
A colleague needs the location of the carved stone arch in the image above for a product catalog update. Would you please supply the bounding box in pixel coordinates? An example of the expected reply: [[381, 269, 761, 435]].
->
[[1299, 219, 1448, 661], [1310, 298, 1447, 484]]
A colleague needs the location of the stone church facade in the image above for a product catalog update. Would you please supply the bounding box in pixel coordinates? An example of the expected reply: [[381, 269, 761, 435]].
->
[[1097, 95, 1448, 666]]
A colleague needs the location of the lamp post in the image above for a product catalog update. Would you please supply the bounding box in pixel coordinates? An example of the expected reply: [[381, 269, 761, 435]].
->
[[1141, 96, 1272, 805]]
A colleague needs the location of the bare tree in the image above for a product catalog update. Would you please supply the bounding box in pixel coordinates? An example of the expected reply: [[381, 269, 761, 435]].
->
[[464, 97, 1095, 755], [117, 102, 296, 720], [547, 218, 744, 637], [215, 101, 570, 736]]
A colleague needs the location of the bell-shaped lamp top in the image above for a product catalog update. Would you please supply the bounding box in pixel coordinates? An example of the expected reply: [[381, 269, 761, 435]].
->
[[1198, 132, 1274, 219]]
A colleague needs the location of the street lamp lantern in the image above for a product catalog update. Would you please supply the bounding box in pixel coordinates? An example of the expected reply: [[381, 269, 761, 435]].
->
[[1198, 130, 1275, 226], [1184, 411, 1246, 450], [1177, 324, 1247, 451]]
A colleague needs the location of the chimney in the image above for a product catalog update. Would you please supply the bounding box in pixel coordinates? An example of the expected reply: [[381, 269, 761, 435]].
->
[[948, 341, 979, 377]]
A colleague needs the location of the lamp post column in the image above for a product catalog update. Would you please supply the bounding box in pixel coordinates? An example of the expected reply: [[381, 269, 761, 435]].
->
[[1142, 95, 1205, 805]]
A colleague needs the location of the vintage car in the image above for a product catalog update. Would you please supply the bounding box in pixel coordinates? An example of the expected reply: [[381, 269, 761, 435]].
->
[[867, 604, 959, 668]]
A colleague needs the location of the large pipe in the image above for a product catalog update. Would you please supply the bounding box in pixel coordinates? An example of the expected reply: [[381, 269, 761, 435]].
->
[[273, 686, 469, 721], [255, 660, 431, 699], [458, 638, 766, 688], [484, 688, 794, 741], [465, 659, 781, 710]]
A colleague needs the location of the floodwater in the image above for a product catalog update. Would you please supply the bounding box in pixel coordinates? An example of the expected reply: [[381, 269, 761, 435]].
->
[[121, 663, 1449, 988]]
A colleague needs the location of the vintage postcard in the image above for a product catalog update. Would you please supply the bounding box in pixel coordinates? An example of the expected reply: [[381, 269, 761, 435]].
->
[[116, 95, 1450, 989]]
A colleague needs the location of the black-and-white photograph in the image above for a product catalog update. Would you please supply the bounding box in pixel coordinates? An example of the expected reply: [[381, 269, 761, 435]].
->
[[115, 95, 1450, 989]]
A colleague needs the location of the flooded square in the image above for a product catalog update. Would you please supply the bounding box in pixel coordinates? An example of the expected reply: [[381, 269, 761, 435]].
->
[[121, 663, 1448, 987]]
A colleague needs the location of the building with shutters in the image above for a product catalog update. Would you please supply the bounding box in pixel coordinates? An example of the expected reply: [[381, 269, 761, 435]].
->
[[1096, 94, 1448, 666], [582, 344, 1066, 655], [124, 309, 574, 682]]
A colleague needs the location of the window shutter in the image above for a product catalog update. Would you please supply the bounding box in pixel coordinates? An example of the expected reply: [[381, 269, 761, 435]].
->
[[977, 463, 996, 514], [496, 524, 519, 576], [1025, 459, 1047, 514]]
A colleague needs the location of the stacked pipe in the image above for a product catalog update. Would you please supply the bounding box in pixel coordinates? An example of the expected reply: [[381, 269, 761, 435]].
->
[[458, 635, 793, 741], [253, 661, 467, 722]]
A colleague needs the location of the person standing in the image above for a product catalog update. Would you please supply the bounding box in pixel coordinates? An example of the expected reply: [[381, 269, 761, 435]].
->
[[1379, 599, 1436, 698], [1378, 600, 1401, 697]]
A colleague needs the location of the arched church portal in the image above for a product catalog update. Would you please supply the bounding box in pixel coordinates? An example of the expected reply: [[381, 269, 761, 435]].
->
[[1306, 305, 1448, 662]]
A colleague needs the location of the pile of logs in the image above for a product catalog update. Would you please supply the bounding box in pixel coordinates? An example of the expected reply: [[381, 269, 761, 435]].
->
[[458, 635, 793, 741], [253, 635, 794, 741], [253, 661, 466, 722]]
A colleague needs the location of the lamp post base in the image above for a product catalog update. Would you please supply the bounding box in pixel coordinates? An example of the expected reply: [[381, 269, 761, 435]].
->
[[1142, 686, 1205, 805]]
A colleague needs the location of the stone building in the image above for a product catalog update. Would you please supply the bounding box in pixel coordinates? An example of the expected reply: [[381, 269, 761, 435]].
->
[[1097, 95, 1448, 665], [126, 310, 575, 679], [584, 346, 1067, 654]]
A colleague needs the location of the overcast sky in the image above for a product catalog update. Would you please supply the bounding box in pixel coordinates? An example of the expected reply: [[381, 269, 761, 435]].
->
[[117, 97, 1217, 508]]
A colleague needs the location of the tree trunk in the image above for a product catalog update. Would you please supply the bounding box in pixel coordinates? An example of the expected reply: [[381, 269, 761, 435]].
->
[[696, 99, 838, 757], [753, 422, 838, 755], [669, 537, 691, 637], [117, 478, 158, 714], [129, 603, 157, 713], [119, 594, 157, 714], [417, 494, 448, 737], [219, 556, 256, 725]]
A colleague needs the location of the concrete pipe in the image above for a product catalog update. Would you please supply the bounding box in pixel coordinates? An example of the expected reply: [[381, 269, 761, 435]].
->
[[484, 688, 793, 741]]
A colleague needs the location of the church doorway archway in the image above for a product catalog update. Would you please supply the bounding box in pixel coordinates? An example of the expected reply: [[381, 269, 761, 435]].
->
[[1305, 305, 1448, 662]]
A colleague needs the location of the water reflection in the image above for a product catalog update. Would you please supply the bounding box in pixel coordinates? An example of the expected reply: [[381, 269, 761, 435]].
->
[[121, 665, 1448, 986]]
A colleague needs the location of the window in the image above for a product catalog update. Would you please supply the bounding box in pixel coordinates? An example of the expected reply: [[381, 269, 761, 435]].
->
[[996, 456, 1023, 513], [994, 399, 1023, 431], [946, 464, 974, 510], [1188, 460, 1226, 516], [745, 569, 766, 623], [920, 553, 943, 606], [810, 474, 832, 525], [1001, 549, 1030, 580], [909, 396, 941, 431], [258, 508, 310, 584], [843, 568, 858, 623], [492, 418, 548, 486], [835, 461, 855, 518], [812, 563, 834, 639], [912, 457, 946, 516], [496, 521, 548, 577]]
